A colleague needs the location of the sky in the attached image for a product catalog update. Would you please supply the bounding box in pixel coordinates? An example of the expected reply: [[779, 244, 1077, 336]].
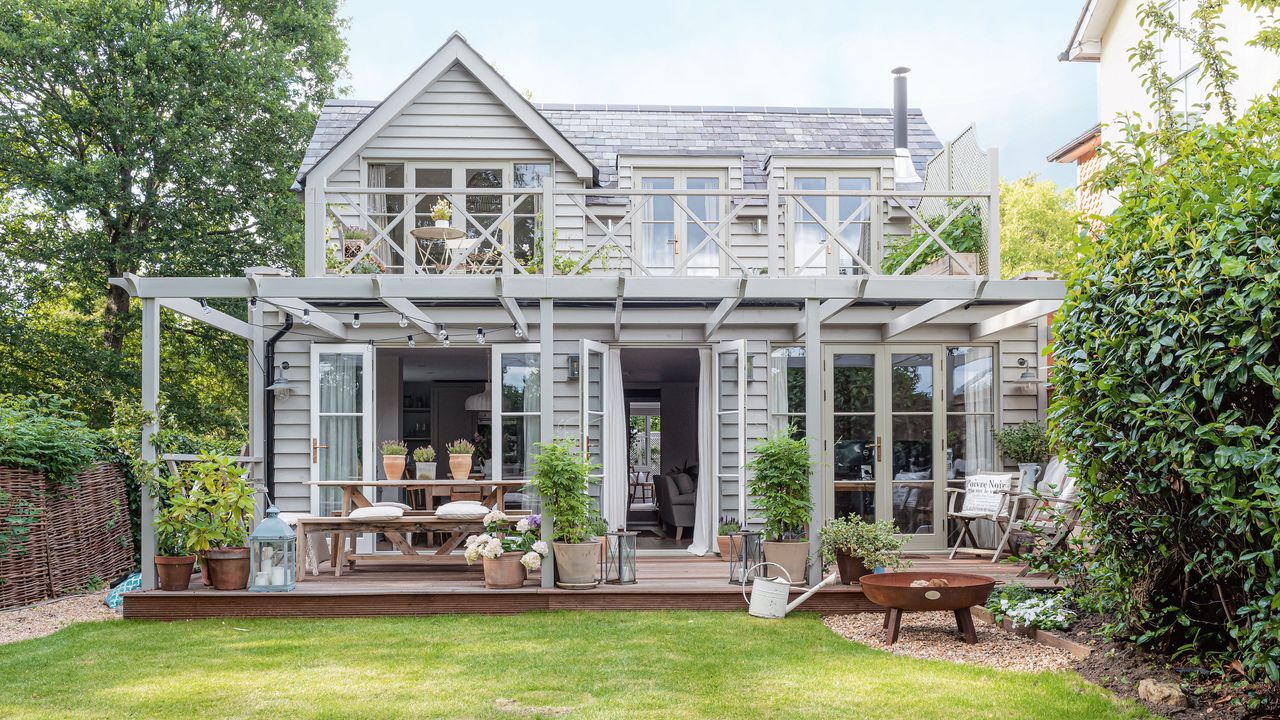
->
[[339, 0, 1097, 188]]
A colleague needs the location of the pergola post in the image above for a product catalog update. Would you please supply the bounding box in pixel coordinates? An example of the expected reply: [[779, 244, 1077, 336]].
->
[[140, 298, 161, 591], [803, 298, 824, 584], [539, 297, 555, 588]]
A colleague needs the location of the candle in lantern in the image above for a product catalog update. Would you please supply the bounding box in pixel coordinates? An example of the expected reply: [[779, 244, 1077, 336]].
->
[[254, 571, 269, 587], [260, 546, 275, 573], [270, 566, 286, 586]]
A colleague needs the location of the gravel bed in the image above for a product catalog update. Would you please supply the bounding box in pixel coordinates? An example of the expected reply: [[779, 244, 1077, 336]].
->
[[0, 591, 119, 645], [824, 611, 1076, 673]]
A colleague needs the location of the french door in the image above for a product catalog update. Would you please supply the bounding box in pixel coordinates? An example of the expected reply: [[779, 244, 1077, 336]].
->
[[714, 341, 747, 523], [310, 343, 375, 551], [490, 344, 542, 500], [580, 340, 616, 525], [824, 346, 945, 550], [637, 170, 727, 275]]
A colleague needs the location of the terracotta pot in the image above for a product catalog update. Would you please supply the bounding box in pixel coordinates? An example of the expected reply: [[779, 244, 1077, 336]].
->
[[482, 554, 527, 589], [762, 540, 810, 585], [201, 547, 251, 590], [155, 555, 196, 591], [383, 454, 406, 481], [553, 541, 599, 588], [834, 550, 870, 585], [449, 453, 472, 480], [415, 461, 436, 480], [716, 535, 734, 561]]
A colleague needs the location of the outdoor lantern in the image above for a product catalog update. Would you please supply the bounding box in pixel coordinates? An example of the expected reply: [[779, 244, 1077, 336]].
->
[[248, 505, 296, 592], [728, 530, 763, 585], [602, 530, 638, 584]]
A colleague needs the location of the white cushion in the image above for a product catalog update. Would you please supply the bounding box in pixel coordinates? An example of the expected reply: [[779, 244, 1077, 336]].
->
[[349, 505, 404, 521], [435, 500, 488, 520], [959, 473, 1015, 516], [373, 501, 412, 511]]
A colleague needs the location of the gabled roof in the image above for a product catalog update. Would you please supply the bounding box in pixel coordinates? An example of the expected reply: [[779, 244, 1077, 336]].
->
[[1047, 123, 1102, 163], [297, 33, 597, 188], [1061, 0, 1120, 62], [299, 102, 940, 190]]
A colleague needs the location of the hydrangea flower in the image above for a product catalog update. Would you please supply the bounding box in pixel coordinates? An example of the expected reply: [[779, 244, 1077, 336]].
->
[[532, 540, 549, 556], [520, 551, 542, 571], [515, 518, 530, 533], [483, 509, 508, 526]]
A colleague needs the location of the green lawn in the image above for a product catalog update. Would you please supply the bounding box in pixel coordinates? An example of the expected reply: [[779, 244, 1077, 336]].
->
[[0, 611, 1147, 720]]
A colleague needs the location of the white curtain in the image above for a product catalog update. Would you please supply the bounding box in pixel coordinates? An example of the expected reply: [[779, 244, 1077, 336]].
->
[[602, 348, 629, 530], [688, 347, 716, 556]]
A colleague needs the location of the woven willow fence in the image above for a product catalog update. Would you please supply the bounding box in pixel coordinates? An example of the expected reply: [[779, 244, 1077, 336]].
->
[[0, 463, 134, 610]]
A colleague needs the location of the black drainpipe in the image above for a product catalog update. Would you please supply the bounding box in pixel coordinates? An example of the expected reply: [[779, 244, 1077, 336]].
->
[[263, 314, 294, 503]]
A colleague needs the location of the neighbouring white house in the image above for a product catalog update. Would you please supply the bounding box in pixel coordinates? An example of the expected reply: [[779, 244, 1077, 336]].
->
[[115, 33, 1064, 590], [1052, 0, 1280, 213]]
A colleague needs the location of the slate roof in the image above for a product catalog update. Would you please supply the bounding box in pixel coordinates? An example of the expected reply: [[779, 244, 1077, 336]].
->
[[296, 100, 941, 190]]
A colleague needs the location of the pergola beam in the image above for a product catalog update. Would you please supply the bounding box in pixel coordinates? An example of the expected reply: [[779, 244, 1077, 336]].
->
[[794, 279, 866, 339], [379, 294, 440, 341], [613, 277, 625, 341], [262, 298, 347, 339], [705, 278, 748, 339], [881, 298, 969, 340], [970, 299, 1063, 340], [494, 276, 529, 340], [158, 298, 255, 340]]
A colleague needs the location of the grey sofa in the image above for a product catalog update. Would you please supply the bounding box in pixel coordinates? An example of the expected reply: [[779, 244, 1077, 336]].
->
[[653, 473, 697, 540]]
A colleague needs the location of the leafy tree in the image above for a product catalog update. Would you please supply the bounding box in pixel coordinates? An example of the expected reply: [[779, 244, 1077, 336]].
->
[[0, 0, 347, 432], [998, 175, 1081, 278]]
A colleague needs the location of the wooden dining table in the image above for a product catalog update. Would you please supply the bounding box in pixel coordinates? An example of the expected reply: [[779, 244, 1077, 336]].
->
[[303, 478, 529, 565]]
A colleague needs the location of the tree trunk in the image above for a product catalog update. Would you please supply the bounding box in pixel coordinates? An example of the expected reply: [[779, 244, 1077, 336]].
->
[[103, 272, 130, 353]]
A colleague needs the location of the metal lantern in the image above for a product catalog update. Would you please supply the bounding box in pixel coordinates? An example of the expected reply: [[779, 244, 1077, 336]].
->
[[248, 505, 296, 592], [728, 530, 763, 585], [601, 530, 638, 584]]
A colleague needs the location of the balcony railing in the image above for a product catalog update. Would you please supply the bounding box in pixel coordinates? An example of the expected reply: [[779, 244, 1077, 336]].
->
[[314, 185, 999, 279]]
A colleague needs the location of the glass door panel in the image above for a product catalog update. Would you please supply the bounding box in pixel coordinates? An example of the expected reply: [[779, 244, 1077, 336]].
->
[[580, 340, 608, 521], [890, 351, 941, 542], [792, 177, 826, 275], [640, 176, 676, 273], [837, 176, 872, 274], [831, 352, 877, 523], [310, 345, 373, 518], [685, 177, 721, 275], [492, 345, 541, 509]]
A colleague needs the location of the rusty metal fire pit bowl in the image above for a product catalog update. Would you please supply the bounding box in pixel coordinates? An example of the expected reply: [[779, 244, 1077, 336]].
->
[[858, 571, 997, 645]]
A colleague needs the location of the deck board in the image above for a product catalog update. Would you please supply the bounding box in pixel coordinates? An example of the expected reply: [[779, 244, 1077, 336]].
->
[[122, 553, 1057, 620]]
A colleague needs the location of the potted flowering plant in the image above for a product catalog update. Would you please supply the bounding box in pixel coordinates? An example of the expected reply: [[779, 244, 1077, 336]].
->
[[463, 511, 549, 589], [446, 438, 475, 480], [183, 453, 256, 590], [413, 445, 436, 480], [430, 198, 452, 227], [716, 516, 741, 562], [380, 440, 408, 481], [819, 516, 911, 584]]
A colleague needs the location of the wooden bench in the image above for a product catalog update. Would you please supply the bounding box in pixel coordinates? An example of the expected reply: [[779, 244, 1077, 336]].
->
[[294, 512, 530, 579]]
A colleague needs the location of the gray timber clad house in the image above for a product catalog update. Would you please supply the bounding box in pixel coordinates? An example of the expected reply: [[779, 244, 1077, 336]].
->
[[118, 32, 1063, 589]]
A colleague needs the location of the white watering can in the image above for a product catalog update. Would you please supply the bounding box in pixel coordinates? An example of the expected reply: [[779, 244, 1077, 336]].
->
[[742, 562, 841, 619]]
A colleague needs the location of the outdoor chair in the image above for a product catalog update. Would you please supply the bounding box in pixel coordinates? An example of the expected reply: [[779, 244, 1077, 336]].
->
[[945, 472, 1017, 560], [992, 459, 1079, 564]]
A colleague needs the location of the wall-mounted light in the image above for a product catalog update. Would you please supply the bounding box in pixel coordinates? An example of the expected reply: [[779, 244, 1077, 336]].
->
[[266, 361, 293, 397], [752, 219, 764, 234], [1015, 357, 1046, 392], [567, 353, 580, 380], [351, 313, 361, 329]]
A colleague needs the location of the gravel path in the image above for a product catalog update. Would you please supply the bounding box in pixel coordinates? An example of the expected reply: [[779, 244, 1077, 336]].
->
[[824, 611, 1075, 672], [0, 591, 119, 645]]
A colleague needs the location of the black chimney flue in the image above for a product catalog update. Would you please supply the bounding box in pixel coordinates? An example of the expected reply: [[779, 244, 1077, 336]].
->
[[892, 66, 910, 149]]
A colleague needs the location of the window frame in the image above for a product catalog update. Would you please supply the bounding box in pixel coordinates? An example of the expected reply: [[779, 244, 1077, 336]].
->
[[633, 166, 731, 276]]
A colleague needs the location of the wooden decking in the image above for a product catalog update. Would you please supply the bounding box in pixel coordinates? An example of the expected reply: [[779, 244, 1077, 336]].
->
[[122, 553, 1057, 620]]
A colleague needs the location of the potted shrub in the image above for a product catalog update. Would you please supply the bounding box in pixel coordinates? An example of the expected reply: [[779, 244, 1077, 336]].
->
[[716, 516, 741, 561], [184, 453, 255, 591], [151, 471, 198, 591], [446, 439, 475, 480], [430, 198, 452, 227], [746, 426, 813, 585], [413, 445, 436, 480], [529, 438, 601, 588], [464, 510, 548, 589], [381, 440, 408, 481], [818, 517, 912, 584], [994, 422, 1051, 492]]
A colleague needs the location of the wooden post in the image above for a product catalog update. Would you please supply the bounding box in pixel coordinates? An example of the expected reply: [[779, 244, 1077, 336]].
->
[[987, 148, 1001, 279], [305, 186, 325, 277], [539, 298, 555, 588], [140, 298, 160, 591], [542, 168, 555, 278], [767, 181, 780, 277], [249, 293, 266, 513], [803, 298, 824, 585]]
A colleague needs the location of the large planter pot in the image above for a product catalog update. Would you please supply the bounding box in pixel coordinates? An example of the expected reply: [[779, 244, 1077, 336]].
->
[[155, 555, 196, 591], [383, 455, 406, 481], [482, 554, 527, 589], [553, 541, 599, 589], [201, 547, 251, 590], [833, 550, 870, 585], [415, 461, 436, 480], [762, 540, 809, 586], [449, 453, 472, 481], [716, 535, 733, 561]]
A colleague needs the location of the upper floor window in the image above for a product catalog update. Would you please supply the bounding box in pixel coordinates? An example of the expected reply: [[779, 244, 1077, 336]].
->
[[636, 169, 726, 276], [787, 171, 877, 276]]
